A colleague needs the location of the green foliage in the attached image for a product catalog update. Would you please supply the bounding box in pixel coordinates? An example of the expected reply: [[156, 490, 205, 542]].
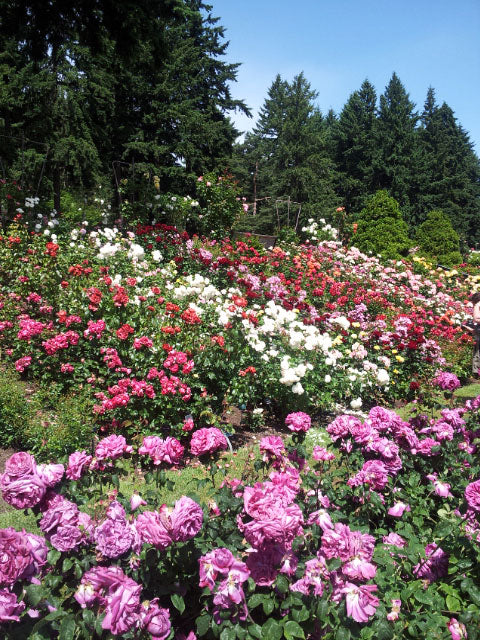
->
[[23, 388, 97, 461], [0, 368, 39, 448], [193, 172, 246, 237], [352, 190, 411, 260], [415, 209, 462, 266]]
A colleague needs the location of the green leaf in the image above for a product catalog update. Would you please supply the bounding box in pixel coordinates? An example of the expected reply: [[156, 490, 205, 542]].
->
[[47, 549, 61, 565], [275, 574, 289, 594], [220, 627, 237, 640], [248, 594, 265, 610], [196, 614, 211, 637], [59, 615, 76, 640], [62, 558, 73, 573], [262, 618, 283, 640], [262, 597, 274, 615], [335, 629, 351, 640], [446, 595, 461, 612], [248, 623, 263, 639], [171, 593, 185, 614], [284, 620, 305, 639], [26, 584, 45, 606]]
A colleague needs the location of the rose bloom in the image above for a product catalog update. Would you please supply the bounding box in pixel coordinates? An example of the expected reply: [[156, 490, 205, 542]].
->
[[259, 436, 285, 459], [285, 411, 311, 433], [0, 528, 36, 586], [190, 428, 228, 456], [95, 434, 132, 461], [1, 473, 46, 510], [36, 463, 64, 488], [342, 582, 379, 623], [465, 479, 480, 511], [447, 618, 468, 640], [169, 496, 203, 541], [66, 450, 92, 480], [141, 599, 171, 640], [3, 452, 36, 478], [0, 589, 25, 623], [312, 446, 335, 461]]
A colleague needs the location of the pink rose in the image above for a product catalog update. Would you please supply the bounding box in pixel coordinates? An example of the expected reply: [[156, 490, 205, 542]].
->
[[66, 450, 92, 480], [0, 528, 35, 586], [190, 428, 228, 457], [0, 473, 46, 510], [285, 411, 311, 433], [170, 496, 203, 541], [36, 463, 64, 488], [0, 589, 25, 622]]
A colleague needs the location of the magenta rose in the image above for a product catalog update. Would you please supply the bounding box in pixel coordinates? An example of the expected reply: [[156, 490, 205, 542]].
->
[[190, 428, 228, 456], [285, 411, 311, 433], [50, 525, 85, 552], [36, 463, 64, 488], [170, 496, 203, 541], [0, 589, 25, 623], [66, 451, 92, 480], [136, 511, 172, 550], [102, 580, 142, 636], [3, 452, 37, 478], [141, 599, 171, 640], [0, 528, 34, 586], [95, 434, 132, 461], [94, 516, 134, 558], [465, 479, 480, 511], [0, 473, 46, 510]]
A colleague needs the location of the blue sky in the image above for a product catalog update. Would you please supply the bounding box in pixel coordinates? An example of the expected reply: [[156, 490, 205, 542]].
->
[[215, 0, 480, 152]]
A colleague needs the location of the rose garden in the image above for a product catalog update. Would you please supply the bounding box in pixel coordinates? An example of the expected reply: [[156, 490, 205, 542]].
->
[[0, 179, 479, 640]]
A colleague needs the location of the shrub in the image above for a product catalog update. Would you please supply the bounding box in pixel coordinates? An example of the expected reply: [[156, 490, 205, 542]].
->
[[0, 368, 39, 448], [23, 388, 97, 461], [352, 190, 411, 260], [415, 209, 462, 267]]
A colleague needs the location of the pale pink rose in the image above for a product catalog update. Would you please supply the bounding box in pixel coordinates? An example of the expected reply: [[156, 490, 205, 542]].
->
[[388, 502, 410, 517], [447, 618, 468, 640], [36, 463, 64, 488], [342, 582, 379, 623], [465, 479, 480, 511]]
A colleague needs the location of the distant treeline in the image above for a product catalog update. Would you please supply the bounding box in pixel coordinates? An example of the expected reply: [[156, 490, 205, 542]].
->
[[1, 1, 479, 241], [232, 73, 480, 242]]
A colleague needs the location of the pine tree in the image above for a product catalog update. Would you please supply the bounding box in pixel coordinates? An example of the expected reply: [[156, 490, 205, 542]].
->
[[332, 79, 377, 213], [233, 73, 338, 233], [374, 73, 421, 226], [418, 89, 480, 243], [352, 190, 411, 260]]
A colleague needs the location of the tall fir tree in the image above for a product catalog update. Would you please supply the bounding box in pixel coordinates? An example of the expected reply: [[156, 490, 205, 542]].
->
[[374, 72, 422, 226], [233, 73, 338, 233], [332, 79, 377, 213], [418, 88, 480, 243]]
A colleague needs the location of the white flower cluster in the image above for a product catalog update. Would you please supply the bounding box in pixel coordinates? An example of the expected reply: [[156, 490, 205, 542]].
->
[[301, 218, 338, 243]]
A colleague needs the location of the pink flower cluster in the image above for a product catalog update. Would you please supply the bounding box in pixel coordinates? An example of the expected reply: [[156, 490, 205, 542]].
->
[[199, 548, 250, 623], [17, 316, 45, 340], [136, 496, 203, 549], [163, 350, 194, 375], [42, 330, 79, 355], [94, 434, 133, 462], [139, 436, 184, 465], [75, 566, 171, 638], [15, 355, 32, 372]]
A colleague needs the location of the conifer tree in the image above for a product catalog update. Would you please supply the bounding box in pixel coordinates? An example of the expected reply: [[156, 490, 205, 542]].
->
[[352, 190, 411, 260], [374, 73, 421, 225], [332, 79, 377, 213], [418, 89, 480, 243]]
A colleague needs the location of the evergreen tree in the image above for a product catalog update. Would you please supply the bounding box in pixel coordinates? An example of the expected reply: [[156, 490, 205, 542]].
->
[[233, 73, 338, 233], [332, 79, 377, 213], [352, 190, 411, 260], [374, 73, 421, 225], [415, 209, 462, 266], [418, 89, 480, 243], [0, 0, 248, 210]]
